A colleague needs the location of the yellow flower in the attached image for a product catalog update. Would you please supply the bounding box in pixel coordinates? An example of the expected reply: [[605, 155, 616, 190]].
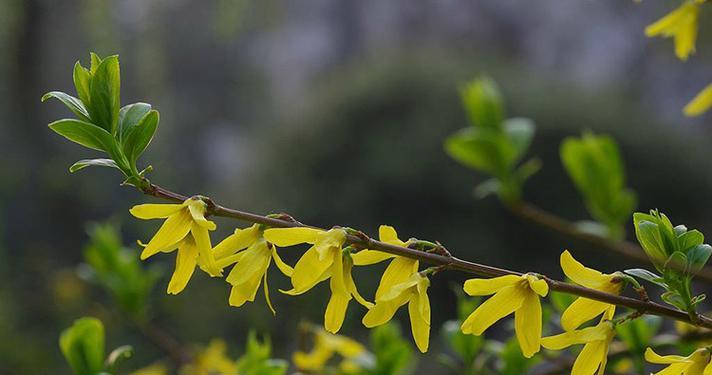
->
[[541, 316, 616, 375], [211, 224, 294, 314], [293, 329, 368, 372], [264, 227, 372, 333], [352, 225, 419, 300], [559, 250, 622, 331], [130, 362, 168, 375], [645, 1, 700, 61], [685, 83, 712, 117], [180, 339, 236, 375], [130, 198, 221, 294], [645, 347, 712, 375], [362, 272, 431, 353], [460, 274, 549, 358]]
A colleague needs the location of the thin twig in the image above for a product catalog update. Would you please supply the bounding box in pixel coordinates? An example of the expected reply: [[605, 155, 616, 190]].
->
[[509, 202, 712, 283], [139, 183, 712, 329]]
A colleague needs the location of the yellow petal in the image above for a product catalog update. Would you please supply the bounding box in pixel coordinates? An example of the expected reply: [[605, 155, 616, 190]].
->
[[345, 263, 373, 308], [293, 345, 333, 371], [703, 360, 712, 375], [674, 18, 697, 60], [325, 332, 365, 357], [192, 224, 221, 277], [129, 203, 185, 219], [408, 292, 430, 353], [281, 269, 332, 296], [571, 340, 606, 375], [684, 83, 712, 117], [314, 229, 346, 260], [561, 297, 615, 331], [225, 241, 271, 285], [167, 238, 199, 294], [514, 291, 542, 358], [375, 257, 419, 300], [212, 224, 260, 259], [645, 347, 693, 364], [324, 290, 351, 333], [264, 227, 322, 246], [560, 250, 614, 289], [541, 325, 609, 350], [186, 199, 216, 230], [229, 274, 262, 307], [379, 225, 404, 245], [645, 2, 696, 37], [525, 274, 549, 297], [351, 250, 394, 266], [214, 251, 245, 270], [362, 292, 411, 328], [460, 285, 525, 335], [463, 275, 521, 296], [291, 246, 334, 293], [263, 270, 275, 315], [655, 363, 696, 375], [271, 246, 294, 277], [140, 210, 193, 259]]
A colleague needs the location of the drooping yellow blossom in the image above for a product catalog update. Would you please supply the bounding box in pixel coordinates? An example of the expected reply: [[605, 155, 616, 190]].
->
[[362, 272, 431, 353], [352, 225, 419, 300], [130, 198, 222, 294], [645, 347, 712, 375], [263, 227, 372, 333], [684, 83, 712, 117], [211, 224, 295, 314], [460, 274, 549, 358], [541, 314, 616, 375], [179, 339, 236, 375], [559, 250, 622, 331], [645, 1, 701, 61], [293, 328, 369, 373]]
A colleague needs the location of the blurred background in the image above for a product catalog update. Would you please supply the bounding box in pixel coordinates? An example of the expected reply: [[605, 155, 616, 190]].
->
[[1, 0, 711, 373]]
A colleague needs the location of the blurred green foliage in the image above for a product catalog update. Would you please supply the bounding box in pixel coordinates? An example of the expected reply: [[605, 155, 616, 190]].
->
[[560, 132, 637, 240]]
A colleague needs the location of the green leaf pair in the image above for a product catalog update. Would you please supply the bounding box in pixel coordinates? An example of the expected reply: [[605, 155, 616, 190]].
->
[[631, 210, 712, 311], [43, 53, 158, 186], [234, 332, 288, 375], [560, 132, 637, 239], [60, 317, 133, 375], [445, 77, 539, 204]]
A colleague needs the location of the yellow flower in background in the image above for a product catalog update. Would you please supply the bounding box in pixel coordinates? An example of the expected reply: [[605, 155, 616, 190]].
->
[[684, 83, 712, 117], [293, 329, 369, 373], [645, 347, 712, 375], [130, 362, 168, 375], [541, 315, 616, 375], [460, 274, 549, 358], [645, 1, 700, 61], [559, 250, 622, 331], [264, 227, 372, 333], [352, 225, 420, 301], [362, 272, 431, 353], [180, 339, 236, 375], [130, 198, 221, 294]]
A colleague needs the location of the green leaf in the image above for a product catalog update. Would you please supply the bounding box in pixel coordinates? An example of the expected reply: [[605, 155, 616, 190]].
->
[[48, 119, 116, 152], [90, 52, 103, 75], [105, 345, 133, 373], [634, 220, 667, 265], [42, 91, 91, 122], [59, 317, 105, 375], [678, 230, 704, 252], [503, 118, 535, 162], [461, 76, 504, 130], [661, 291, 687, 310], [444, 128, 512, 175], [686, 244, 712, 273], [118, 103, 151, 143], [88, 55, 120, 133], [70, 159, 120, 173], [624, 268, 667, 288], [122, 110, 159, 165], [73, 61, 91, 105]]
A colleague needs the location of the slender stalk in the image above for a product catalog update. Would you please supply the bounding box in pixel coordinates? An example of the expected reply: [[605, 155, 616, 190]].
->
[[140, 183, 712, 329], [509, 202, 712, 283]]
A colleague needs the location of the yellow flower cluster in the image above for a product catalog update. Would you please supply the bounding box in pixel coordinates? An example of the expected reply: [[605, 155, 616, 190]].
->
[[293, 328, 370, 373], [644, 0, 712, 116], [131, 202, 431, 351]]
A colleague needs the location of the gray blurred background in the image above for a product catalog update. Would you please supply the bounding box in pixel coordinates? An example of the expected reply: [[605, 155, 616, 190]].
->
[[0, 0, 711, 373]]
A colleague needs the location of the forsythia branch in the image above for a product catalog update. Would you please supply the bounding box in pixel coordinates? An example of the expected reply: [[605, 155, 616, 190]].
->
[[140, 183, 712, 329]]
